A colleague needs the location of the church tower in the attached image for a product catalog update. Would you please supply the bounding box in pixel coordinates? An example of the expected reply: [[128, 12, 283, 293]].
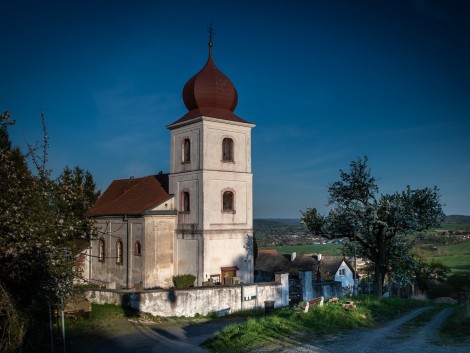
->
[[167, 38, 255, 285]]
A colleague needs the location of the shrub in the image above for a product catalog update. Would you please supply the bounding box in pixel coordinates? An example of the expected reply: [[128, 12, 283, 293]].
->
[[447, 274, 470, 292], [203, 296, 427, 352], [440, 304, 470, 341], [429, 283, 454, 299], [0, 283, 25, 353], [172, 274, 196, 289]]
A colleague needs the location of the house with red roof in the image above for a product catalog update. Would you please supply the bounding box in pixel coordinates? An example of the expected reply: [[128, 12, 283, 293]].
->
[[86, 38, 255, 289]]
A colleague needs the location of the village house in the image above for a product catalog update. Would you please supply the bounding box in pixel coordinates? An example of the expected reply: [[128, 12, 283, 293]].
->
[[254, 251, 359, 300], [85, 38, 255, 290], [317, 256, 359, 291]]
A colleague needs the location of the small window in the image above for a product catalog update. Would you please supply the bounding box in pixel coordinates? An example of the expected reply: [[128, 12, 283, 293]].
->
[[223, 191, 234, 212], [182, 191, 190, 212], [134, 241, 142, 256], [98, 238, 105, 262], [222, 138, 233, 161], [116, 240, 123, 264], [182, 138, 191, 163], [338, 268, 345, 276]]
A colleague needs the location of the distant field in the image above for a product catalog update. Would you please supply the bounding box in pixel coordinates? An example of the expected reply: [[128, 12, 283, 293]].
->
[[257, 219, 470, 275], [261, 241, 470, 275], [428, 242, 470, 274], [439, 222, 470, 229], [260, 243, 342, 256]]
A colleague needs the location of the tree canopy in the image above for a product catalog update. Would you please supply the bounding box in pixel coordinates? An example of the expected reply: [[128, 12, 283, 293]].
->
[[301, 157, 444, 296], [0, 111, 99, 351]]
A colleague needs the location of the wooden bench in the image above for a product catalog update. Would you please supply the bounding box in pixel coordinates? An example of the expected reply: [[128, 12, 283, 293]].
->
[[297, 296, 324, 313]]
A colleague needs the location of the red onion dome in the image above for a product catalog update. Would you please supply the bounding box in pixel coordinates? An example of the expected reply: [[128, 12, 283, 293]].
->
[[182, 42, 238, 113]]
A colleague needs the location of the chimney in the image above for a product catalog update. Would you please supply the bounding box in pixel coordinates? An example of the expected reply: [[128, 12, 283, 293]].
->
[[291, 252, 297, 261]]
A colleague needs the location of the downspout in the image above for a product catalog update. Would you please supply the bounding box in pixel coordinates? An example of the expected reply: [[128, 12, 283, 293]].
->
[[124, 215, 130, 289], [88, 236, 92, 283]]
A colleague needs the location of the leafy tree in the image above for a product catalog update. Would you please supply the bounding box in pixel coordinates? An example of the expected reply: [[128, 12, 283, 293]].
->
[[56, 166, 100, 277], [414, 257, 450, 291], [0, 111, 99, 351], [301, 157, 444, 297]]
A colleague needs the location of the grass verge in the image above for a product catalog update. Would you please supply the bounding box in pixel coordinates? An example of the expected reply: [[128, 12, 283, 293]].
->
[[202, 296, 427, 353], [439, 303, 470, 344], [64, 303, 169, 339]]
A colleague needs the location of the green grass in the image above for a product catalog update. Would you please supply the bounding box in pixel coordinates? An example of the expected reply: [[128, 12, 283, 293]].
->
[[440, 303, 470, 344], [427, 242, 470, 274], [433, 242, 470, 256], [267, 241, 470, 274], [434, 222, 470, 231], [262, 243, 342, 256], [202, 296, 427, 353], [65, 303, 168, 337]]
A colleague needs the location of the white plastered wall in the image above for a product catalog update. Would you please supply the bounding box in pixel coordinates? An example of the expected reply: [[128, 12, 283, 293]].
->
[[144, 214, 176, 289], [168, 117, 255, 286]]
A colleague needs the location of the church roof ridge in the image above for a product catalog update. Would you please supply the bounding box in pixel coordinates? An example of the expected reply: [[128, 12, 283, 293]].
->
[[86, 174, 170, 217]]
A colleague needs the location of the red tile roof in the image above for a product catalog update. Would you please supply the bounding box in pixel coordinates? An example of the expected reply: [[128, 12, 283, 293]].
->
[[167, 107, 252, 128], [254, 252, 291, 273], [258, 249, 279, 254], [86, 174, 170, 217]]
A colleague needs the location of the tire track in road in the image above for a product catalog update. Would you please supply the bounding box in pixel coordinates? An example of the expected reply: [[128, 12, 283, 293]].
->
[[261, 307, 469, 353]]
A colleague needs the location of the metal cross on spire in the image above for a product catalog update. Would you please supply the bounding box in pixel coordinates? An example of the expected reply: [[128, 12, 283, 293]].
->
[[208, 23, 214, 44], [207, 24, 214, 56]]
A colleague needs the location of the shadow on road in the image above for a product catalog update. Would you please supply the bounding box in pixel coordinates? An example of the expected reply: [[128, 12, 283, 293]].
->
[[67, 314, 242, 353]]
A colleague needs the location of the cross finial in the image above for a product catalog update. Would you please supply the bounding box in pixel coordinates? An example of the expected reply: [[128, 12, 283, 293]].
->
[[208, 23, 214, 44], [207, 24, 214, 56]]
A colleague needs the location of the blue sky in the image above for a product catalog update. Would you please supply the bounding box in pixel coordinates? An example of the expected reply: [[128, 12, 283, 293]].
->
[[1, 0, 469, 218]]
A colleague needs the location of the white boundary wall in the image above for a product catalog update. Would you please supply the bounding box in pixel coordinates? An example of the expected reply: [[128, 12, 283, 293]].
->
[[85, 273, 288, 317]]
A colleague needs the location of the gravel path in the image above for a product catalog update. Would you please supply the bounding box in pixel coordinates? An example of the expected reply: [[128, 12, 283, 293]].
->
[[71, 306, 468, 353], [73, 319, 237, 353], [253, 307, 468, 353]]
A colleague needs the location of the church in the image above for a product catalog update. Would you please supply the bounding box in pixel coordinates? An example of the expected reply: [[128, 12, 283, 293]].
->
[[86, 38, 255, 289]]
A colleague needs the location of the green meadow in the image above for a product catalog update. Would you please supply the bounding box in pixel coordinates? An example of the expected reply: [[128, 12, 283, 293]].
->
[[265, 243, 343, 256], [430, 242, 470, 274], [260, 222, 470, 275]]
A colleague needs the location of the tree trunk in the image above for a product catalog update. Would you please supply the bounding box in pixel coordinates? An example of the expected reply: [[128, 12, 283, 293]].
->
[[373, 229, 386, 298], [373, 263, 383, 297]]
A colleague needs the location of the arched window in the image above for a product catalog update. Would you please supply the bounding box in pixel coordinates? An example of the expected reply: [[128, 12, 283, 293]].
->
[[222, 138, 234, 162], [182, 138, 191, 163], [116, 240, 123, 264], [134, 241, 142, 256], [98, 238, 105, 262], [223, 191, 234, 212], [182, 191, 190, 212]]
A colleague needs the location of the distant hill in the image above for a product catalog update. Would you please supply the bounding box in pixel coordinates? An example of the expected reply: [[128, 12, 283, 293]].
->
[[253, 218, 304, 236], [445, 215, 470, 224], [254, 215, 470, 235]]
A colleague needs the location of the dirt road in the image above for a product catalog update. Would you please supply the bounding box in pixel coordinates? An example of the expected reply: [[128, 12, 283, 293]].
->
[[70, 319, 236, 353], [71, 307, 468, 353], [254, 307, 468, 353]]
